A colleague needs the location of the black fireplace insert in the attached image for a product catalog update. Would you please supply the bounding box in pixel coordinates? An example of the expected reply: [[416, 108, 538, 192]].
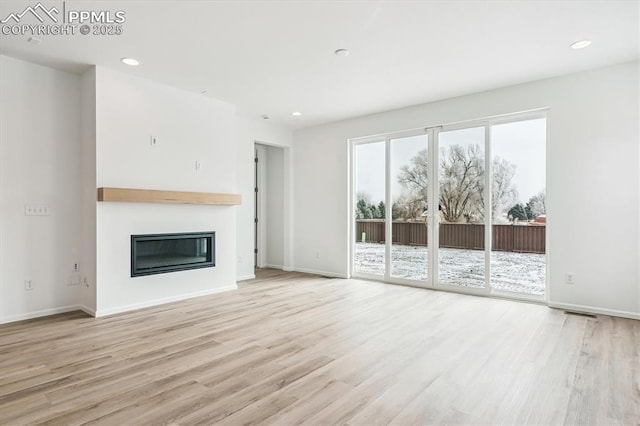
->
[[131, 232, 215, 277]]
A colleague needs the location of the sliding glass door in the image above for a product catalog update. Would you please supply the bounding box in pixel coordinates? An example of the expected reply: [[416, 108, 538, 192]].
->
[[436, 126, 488, 292], [351, 113, 546, 301], [353, 140, 386, 277], [489, 118, 546, 297], [390, 134, 429, 282]]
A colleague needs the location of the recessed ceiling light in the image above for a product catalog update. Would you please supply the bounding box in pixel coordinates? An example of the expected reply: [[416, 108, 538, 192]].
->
[[261, 114, 270, 120], [570, 40, 591, 49], [200, 90, 208, 94], [334, 48, 350, 57], [27, 37, 41, 45], [292, 111, 302, 117], [120, 57, 140, 66]]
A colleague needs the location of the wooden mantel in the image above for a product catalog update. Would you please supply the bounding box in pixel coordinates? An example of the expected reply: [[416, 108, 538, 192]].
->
[[97, 187, 241, 206]]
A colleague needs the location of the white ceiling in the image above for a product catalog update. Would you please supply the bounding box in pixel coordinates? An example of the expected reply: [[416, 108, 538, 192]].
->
[[1, 1, 638, 129]]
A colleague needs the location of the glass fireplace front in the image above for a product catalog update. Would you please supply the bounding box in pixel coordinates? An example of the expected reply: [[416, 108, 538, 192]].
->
[[131, 232, 215, 277]]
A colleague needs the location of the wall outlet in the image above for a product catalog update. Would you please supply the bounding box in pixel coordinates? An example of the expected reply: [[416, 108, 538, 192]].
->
[[565, 273, 575, 285], [25, 204, 50, 216], [24, 279, 34, 291], [150, 135, 159, 147], [195, 160, 202, 171], [73, 262, 79, 272]]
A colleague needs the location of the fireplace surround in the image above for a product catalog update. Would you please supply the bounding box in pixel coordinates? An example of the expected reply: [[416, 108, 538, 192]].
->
[[131, 232, 215, 277]]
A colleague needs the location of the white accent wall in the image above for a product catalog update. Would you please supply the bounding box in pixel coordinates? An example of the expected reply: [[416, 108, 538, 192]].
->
[[292, 61, 640, 319], [93, 67, 238, 316], [0, 55, 82, 322]]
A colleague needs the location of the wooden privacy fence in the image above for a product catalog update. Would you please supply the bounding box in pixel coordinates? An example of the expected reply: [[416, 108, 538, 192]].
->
[[356, 220, 545, 254]]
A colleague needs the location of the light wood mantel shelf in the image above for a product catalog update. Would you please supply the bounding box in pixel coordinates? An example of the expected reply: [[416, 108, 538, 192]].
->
[[97, 187, 241, 206]]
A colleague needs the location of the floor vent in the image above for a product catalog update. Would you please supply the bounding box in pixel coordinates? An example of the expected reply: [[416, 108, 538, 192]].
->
[[564, 310, 597, 318]]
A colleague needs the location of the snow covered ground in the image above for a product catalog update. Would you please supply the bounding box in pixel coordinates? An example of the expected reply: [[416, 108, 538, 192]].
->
[[354, 242, 545, 295]]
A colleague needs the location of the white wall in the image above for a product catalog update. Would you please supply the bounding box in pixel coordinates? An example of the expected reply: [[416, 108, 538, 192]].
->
[[235, 119, 255, 279], [94, 67, 238, 316], [265, 145, 284, 268], [235, 118, 293, 280], [293, 61, 640, 319], [79, 67, 97, 314], [0, 55, 82, 322]]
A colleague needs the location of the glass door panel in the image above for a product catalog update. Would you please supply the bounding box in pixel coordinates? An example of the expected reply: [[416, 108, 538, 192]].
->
[[390, 134, 429, 281], [354, 141, 386, 276], [437, 126, 486, 289], [490, 118, 546, 296]]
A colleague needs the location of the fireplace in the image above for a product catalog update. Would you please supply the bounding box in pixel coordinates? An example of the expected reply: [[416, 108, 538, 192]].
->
[[131, 232, 215, 277]]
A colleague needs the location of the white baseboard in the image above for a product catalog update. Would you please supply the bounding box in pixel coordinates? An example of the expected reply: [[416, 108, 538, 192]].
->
[[236, 274, 256, 282], [548, 302, 639, 320], [77, 304, 97, 317], [292, 267, 348, 279], [282, 266, 295, 272], [265, 264, 283, 270], [94, 285, 238, 318], [0, 305, 82, 324], [0, 285, 240, 323]]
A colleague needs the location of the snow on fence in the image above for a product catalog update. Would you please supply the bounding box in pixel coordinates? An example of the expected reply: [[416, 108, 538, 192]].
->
[[356, 220, 545, 254]]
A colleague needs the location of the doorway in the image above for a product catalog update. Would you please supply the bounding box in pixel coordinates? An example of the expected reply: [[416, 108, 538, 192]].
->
[[254, 143, 286, 270]]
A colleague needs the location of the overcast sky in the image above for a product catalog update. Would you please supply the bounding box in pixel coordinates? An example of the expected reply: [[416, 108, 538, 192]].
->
[[356, 118, 546, 205]]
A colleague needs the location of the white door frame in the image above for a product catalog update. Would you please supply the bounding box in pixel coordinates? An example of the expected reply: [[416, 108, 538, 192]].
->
[[255, 144, 268, 268]]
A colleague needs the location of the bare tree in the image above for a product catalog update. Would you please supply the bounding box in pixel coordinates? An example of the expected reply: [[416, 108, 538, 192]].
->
[[439, 144, 484, 222], [397, 149, 429, 201], [479, 156, 518, 222], [527, 189, 546, 218], [392, 192, 424, 220], [398, 145, 518, 223]]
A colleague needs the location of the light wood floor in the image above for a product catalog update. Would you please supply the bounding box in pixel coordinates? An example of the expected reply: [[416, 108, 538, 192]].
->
[[1, 269, 638, 425]]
